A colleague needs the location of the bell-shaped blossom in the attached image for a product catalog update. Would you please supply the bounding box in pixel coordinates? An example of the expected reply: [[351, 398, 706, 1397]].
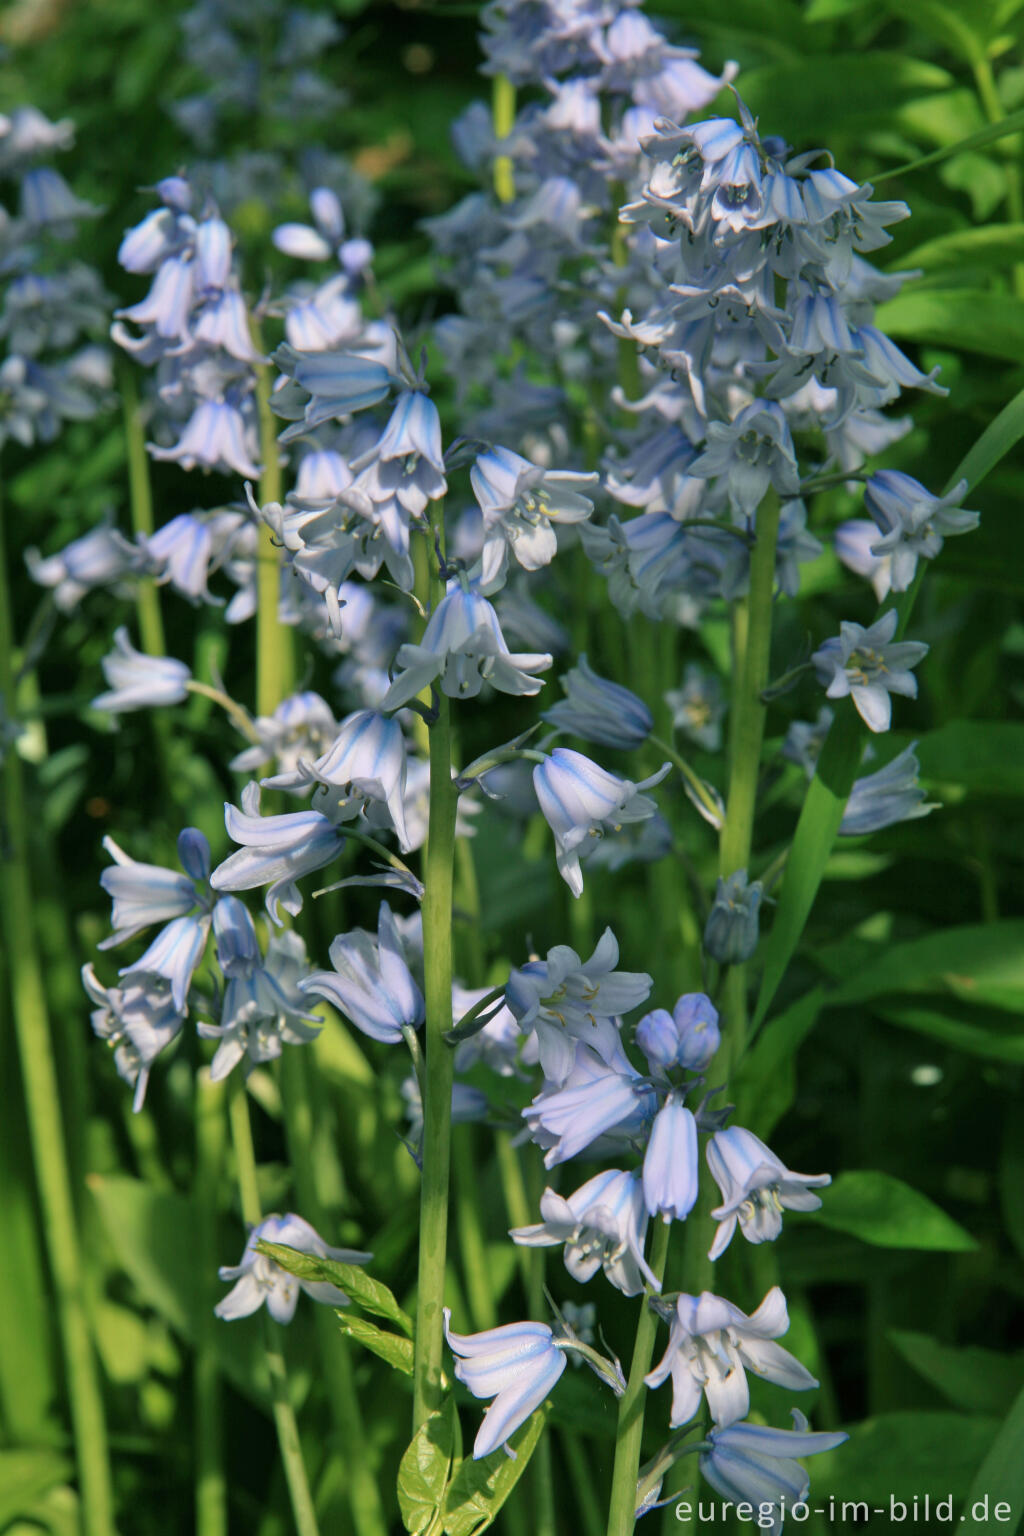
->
[[834, 518, 892, 601], [444, 1311, 567, 1460], [274, 345, 394, 438], [83, 964, 185, 1112], [99, 827, 210, 947], [506, 927, 652, 1085], [636, 993, 720, 1074], [199, 900, 321, 1079], [665, 663, 726, 752], [149, 398, 261, 479], [210, 781, 345, 923], [216, 1213, 372, 1324], [120, 911, 211, 1014], [470, 444, 596, 582], [26, 525, 140, 611], [525, 1041, 657, 1168], [840, 743, 937, 836], [512, 1169, 658, 1297], [20, 165, 98, 226], [382, 586, 551, 711], [543, 654, 652, 749], [688, 403, 800, 518], [863, 470, 978, 591], [351, 390, 447, 520], [812, 609, 928, 733], [262, 708, 412, 851], [643, 1096, 699, 1223], [229, 692, 339, 779], [92, 627, 191, 714], [273, 186, 346, 262], [645, 1287, 817, 1428], [300, 901, 423, 1044], [703, 869, 764, 964], [700, 1411, 848, 1531], [533, 748, 669, 898], [706, 1126, 831, 1260]]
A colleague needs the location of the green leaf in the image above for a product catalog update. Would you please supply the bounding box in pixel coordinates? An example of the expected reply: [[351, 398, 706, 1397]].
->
[[815, 1170, 978, 1251], [962, 1382, 1024, 1532], [443, 1405, 549, 1536], [739, 55, 952, 143], [950, 381, 1024, 496], [889, 1331, 1024, 1417], [912, 721, 1024, 796], [734, 988, 825, 1138], [892, 224, 1024, 278], [816, 1413, 998, 1505], [336, 1313, 414, 1376], [874, 288, 1024, 361], [0, 1451, 72, 1528], [821, 920, 1024, 1008], [257, 1242, 414, 1336], [875, 1002, 1024, 1063], [398, 1398, 457, 1536], [873, 104, 1024, 183]]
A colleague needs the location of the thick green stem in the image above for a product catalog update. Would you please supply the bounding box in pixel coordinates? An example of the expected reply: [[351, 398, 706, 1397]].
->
[[0, 484, 117, 1536], [195, 1070, 228, 1536], [254, 354, 293, 717], [412, 529, 459, 1431], [606, 1221, 673, 1536], [226, 1077, 322, 1536], [492, 76, 517, 204], [278, 1049, 388, 1536]]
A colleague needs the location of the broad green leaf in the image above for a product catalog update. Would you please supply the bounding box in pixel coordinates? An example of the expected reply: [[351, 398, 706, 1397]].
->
[[875, 289, 1024, 361], [0, 1452, 72, 1528], [336, 1313, 415, 1376], [822, 921, 1024, 1007], [962, 1382, 1024, 1532], [443, 1405, 549, 1536], [815, 1170, 978, 1251], [950, 382, 1024, 496], [876, 1002, 1024, 1062], [889, 1331, 1024, 1417], [1000, 1117, 1024, 1262], [398, 1398, 457, 1536], [893, 224, 1024, 277], [909, 721, 1024, 796], [734, 988, 824, 1138], [94, 1299, 152, 1386], [873, 105, 1024, 183], [739, 55, 952, 144], [257, 1241, 413, 1336], [816, 1413, 998, 1505]]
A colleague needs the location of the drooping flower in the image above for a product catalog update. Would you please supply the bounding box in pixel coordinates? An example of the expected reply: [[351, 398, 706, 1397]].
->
[[706, 1126, 831, 1260], [532, 748, 669, 898], [92, 627, 191, 714], [262, 708, 412, 851], [525, 1040, 657, 1168], [542, 654, 652, 750], [300, 901, 423, 1044], [216, 1213, 372, 1324], [510, 1168, 658, 1296], [210, 782, 345, 923], [840, 743, 937, 836], [863, 470, 978, 591], [645, 1287, 817, 1428], [382, 586, 552, 711], [444, 1311, 567, 1460], [703, 869, 764, 964], [811, 610, 928, 733], [642, 1096, 699, 1223], [699, 1411, 848, 1534], [82, 964, 185, 1112]]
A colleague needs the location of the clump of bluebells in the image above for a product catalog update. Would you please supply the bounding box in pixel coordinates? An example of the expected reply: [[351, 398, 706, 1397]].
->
[[13, 0, 987, 1531]]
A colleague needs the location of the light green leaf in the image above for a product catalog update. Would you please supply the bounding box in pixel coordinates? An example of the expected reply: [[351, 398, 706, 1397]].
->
[[739, 55, 952, 143], [822, 920, 1024, 1007], [443, 1405, 549, 1536], [816, 1413, 998, 1505], [0, 1451, 72, 1528], [258, 1241, 413, 1336], [962, 1383, 1024, 1532], [874, 288, 1024, 361], [889, 1331, 1024, 1417], [893, 224, 1024, 277], [336, 1313, 414, 1376], [815, 1170, 978, 1251], [94, 1299, 152, 1386], [398, 1398, 457, 1536], [734, 988, 825, 1138], [873, 104, 1024, 183]]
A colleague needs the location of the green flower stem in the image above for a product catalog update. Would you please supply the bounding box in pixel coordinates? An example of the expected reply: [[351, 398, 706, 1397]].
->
[[195, 1070, 228, 1536], [562, 1430, 605, 1536], [649, 733, 723, 833], [278, 1048, 388, 1536], [606, 1219, 673, 1536], [254, 350, 293, 718], [492, 75, 517, 204], [120, 361, 165, 660], [454, 1126, 497, 1331], [525, 1155, 557, 1536], [496, 1131, 534, 1294], [185, 679, 260, 743], [226, 1076, 322, 1536], [0, 482, 117, 1536], [971, 57, 1024, 299], [412, 518, 459, 1431]]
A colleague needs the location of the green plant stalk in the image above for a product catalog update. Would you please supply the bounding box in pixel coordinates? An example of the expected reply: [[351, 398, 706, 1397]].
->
[[717, 490, 781, 1052], [971, 57, 1024, 299], [454, 1125, 498, 1332], [0, 483, 117, 1536], [195, 1069, 228, 1536], [606, 1220, 673, 1536], [226, 1077, 322, 1536], [254, 354, 293, 717], [492, 75, 517, 204], [412, 524, 459, 1431], [120, 361, 165, 660], [525, 1155, 556, 1536], [278, 1048, 388, 1536]]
